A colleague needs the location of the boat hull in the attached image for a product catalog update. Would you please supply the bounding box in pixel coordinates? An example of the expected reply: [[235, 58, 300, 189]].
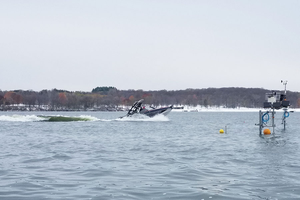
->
[[141, 106, 173, 117]]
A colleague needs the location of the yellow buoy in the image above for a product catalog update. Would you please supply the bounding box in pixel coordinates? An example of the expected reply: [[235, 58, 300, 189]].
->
[[219, 129, 224, 134], [263, 128, 271, 135]]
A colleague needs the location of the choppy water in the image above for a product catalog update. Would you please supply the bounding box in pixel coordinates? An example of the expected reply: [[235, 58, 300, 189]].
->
[[1, 111, 300, 200]]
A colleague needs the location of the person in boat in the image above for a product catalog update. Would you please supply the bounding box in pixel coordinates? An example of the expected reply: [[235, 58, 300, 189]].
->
[[139, 106, 147, 114]]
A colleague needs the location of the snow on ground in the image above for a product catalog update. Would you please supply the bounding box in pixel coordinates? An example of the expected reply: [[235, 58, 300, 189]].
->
[[172, 106, 299, 112]]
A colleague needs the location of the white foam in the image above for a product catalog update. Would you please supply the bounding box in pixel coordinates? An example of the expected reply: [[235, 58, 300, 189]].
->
[[0, 114, 101, 122], [78, 115, 100, 121], [0, 115, 45, 122], [116, 114, 169, 122]]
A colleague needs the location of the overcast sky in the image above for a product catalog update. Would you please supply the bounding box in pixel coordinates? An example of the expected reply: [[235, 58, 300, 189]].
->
[[1, 0, 299, 92]]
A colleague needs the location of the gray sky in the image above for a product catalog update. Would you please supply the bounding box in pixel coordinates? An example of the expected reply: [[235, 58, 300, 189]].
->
[[1, 0, 299, 92]]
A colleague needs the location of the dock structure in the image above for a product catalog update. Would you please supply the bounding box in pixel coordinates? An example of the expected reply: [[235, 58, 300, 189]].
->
[[256, 81, 290, 135]]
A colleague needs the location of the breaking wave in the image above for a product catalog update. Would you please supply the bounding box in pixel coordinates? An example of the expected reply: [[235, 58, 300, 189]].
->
[[0, 114, 44, 122], [0, 115, 99, 122], [0, 114, 170, 122], [115, 114, 170, 122]]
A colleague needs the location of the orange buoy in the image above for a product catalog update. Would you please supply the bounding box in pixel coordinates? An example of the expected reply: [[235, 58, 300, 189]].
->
[[263, 128, 271, 135]]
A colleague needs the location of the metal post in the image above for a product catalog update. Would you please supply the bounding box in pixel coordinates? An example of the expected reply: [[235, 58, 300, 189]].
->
[[282, 108, 287, 130], [272, 108, 275, 134], [259, 110, 262, 135]]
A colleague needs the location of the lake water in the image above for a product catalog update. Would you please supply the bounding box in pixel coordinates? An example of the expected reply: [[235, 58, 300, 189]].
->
[[1, 111, 300, 200]]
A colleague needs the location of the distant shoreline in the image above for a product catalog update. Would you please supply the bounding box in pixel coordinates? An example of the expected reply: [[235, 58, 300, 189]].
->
[[1, 105, 297, 113]]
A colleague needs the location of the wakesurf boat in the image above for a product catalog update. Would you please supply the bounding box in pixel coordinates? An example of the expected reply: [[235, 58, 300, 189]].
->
[[121, 99, 173, 118]]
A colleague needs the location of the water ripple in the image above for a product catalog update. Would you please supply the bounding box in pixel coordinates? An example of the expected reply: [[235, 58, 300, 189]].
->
[[1, 112, 300, 199]]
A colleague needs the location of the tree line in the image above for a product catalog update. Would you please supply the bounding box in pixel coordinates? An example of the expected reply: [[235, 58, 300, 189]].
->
[[0, 87, 299, 111]]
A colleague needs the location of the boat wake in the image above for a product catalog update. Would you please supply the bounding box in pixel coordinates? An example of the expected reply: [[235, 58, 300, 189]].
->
[[0, 114, 99, 122], [0, 114, 44, 122], [115, 114, 170, 122], [0, 114, 170, 122]]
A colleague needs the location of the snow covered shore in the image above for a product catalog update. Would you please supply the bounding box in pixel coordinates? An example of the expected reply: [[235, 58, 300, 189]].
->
[[172, 106, 298, 112]]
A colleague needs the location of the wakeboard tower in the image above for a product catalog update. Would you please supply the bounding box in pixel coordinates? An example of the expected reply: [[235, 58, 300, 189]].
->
[[121, 99, 173, 118]]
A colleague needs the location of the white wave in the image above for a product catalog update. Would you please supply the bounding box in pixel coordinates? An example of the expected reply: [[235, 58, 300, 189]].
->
[[0, 115, 46, 122], [115, 114, 170, 122], [0, 114, 101, 122], [0, 114, 170, 122], [99, 119, 114, 122], [78, 115, 100, 121]]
